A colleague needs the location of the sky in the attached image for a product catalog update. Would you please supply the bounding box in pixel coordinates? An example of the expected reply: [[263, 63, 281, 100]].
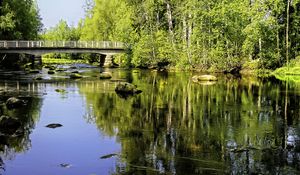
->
[[36, 0, 86, 29]]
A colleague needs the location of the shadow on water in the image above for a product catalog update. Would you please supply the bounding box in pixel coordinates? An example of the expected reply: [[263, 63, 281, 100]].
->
[[0, 87, 42, 175], [79, 70, 300, 175]]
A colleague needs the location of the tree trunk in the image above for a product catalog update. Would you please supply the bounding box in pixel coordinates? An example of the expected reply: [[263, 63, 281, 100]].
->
[[187, 13, 193, 48], [277, 28, 280, 64], [187, 13, 193, 64], [166, 1, 173, 41], [259, 38, 262, 60], [286, 0, 290, 64], [182, 16, 187, 45]]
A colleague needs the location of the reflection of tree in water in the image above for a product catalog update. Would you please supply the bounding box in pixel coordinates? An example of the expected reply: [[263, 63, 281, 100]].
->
[[80, 71, 300, 174], [0, 95, 41, 174]]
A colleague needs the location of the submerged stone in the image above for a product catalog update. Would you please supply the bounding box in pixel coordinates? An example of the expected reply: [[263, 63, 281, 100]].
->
[[115, 82, 142, 95], [35, 76, 43, 80], [55, 89, 66, 93], [70, 73, 83, 79], [48, 70, 55, 74], [6, 97, 26, 109], [45, 123, 63, 128], [100, 153, 118, 159], [59, 163, 71, 168], [99, 72, 112, 79], [192, 75, 218, 82]]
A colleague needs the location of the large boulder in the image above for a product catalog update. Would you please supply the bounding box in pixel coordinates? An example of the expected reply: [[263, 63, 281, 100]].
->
[[192, 75, 218, 82], [0, 116, 21, 135], [6, 97, 26, 109], [99, 72, 112, 79], [115, 82, 142, 96]]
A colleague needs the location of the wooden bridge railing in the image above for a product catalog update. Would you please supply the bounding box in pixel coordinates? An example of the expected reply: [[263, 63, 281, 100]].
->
[[0, 41, 125, 49]]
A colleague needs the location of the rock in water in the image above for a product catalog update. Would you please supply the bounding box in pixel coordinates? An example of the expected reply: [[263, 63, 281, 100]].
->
[[55, 89, 66, 93], [70, 73, 83, 79], [192, 75, 218, 82], [0, 116, 21, 135], [59, 163, 71, 168], [48, 70, 55, 74], [100, 153, 118, 159], [6, 97, 26, 109], [99, 72, 112, 79], [115, 82, 142, 95], [45, 123, 63, 129]]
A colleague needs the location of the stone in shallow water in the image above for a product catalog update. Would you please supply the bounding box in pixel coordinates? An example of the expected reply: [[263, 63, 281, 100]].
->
[[55, 89, 66, 93], [100, 153, 118, 159], [99, 72, 112, 79], [59, 163, 71, 168], [115, 82, 142, 94], [192, 75, 218, 82], [45, 123, 63, 129], [48, 70, 55, 74], [70, 73, 83, 79], [35, 76, 43, 80]]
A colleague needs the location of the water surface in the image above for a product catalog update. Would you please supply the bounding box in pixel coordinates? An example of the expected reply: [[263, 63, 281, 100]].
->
[[0, 68, 299, 175]]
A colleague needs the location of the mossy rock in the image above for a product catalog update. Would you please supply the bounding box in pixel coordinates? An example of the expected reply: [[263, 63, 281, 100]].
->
[[48, 70, 55, 74], [55, 89, 66, 93], [115, 82, 142, 95], [70, 73, 83, 79], [192, 75, 217, 82], [99, 72, 112, 79]]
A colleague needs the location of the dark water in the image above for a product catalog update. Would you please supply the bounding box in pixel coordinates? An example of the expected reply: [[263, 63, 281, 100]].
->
[[0, 68, 300, 175]]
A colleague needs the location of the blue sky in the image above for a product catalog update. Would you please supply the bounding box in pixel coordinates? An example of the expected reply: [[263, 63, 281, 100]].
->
[[36, 0, 86, 29]]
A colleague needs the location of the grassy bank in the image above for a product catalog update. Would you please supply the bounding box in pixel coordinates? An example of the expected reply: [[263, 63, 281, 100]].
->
[[272, 58, 300, 82], [42, 58, 87, 64]]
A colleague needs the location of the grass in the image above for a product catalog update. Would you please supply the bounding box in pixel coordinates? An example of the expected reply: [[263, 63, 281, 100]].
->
[[273, 66, 300, 75], [273, 57, 300, 83], [42, 58, 87, 64]]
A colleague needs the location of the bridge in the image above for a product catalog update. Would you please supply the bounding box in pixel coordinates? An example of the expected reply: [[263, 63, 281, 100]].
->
[[0, 40, 127, 67]]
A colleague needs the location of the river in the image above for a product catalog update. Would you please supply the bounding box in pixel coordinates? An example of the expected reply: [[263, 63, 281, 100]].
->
[[0, 66, 299, 175]]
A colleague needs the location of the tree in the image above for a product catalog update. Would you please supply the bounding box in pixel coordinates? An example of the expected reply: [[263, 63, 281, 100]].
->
[[0, 0, 42, 40]]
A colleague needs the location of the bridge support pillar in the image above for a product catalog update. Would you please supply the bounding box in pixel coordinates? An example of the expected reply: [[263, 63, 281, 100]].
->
[[30, 54, 42, 68], [103, 54, 118, 68]]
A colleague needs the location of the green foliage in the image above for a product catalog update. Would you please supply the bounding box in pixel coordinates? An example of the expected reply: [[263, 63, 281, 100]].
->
[[132, 30, 174, 68], [42, 20, 82, 59], [0, 0, 42, 40], [42, 58, 87, 64]]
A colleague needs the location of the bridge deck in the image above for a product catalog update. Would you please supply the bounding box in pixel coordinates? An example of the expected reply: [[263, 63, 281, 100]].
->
[[0, 40, 126, 55], [0, 41, 125, 49]]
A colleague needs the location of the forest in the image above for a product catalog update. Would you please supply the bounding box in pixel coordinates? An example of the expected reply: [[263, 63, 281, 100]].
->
[[1, 0, 300, 73]]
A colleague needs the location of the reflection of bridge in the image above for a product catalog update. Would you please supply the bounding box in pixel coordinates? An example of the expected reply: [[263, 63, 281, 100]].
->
[[0, 40, 127, 67]]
